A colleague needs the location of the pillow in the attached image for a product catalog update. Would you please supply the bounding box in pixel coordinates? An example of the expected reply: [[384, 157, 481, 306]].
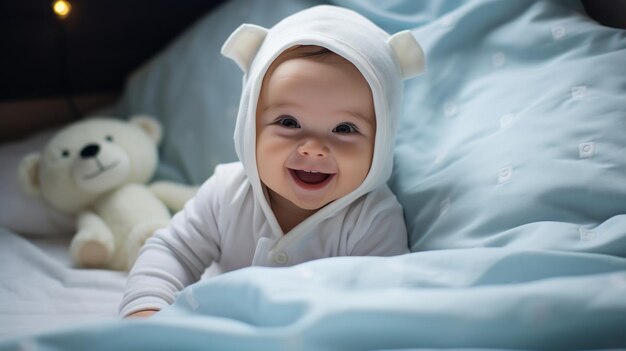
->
[[0, 128, 74, 236], [116, 0, 626, 258], [335, 0, 626, 256], [115, 0, 326, 185]]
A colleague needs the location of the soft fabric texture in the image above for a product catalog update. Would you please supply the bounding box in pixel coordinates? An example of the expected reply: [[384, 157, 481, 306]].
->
[[0, 229, 126, 339], [346, 0, 626, 255], [119, 162, 408, 317], [3, 248, 626, 350]]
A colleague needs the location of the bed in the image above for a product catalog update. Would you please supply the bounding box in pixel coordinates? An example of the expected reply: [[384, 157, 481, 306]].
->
[[1, 0, 625, 349]]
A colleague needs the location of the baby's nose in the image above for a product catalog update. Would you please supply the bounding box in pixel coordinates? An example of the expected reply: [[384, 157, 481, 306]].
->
[[298, 139, 328, 158]]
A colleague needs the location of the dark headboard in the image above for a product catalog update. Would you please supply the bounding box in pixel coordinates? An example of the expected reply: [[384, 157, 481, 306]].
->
[[582, 0, 626, 30], [0, 0, 225, 141]]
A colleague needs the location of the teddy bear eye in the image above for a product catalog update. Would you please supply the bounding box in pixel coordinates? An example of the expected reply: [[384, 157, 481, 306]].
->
[[105, 135, 114, 142], [61, 150, 70, 158]]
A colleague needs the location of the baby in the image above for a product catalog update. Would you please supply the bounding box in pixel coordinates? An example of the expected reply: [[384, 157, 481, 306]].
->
[[120, 5, 425, 318]]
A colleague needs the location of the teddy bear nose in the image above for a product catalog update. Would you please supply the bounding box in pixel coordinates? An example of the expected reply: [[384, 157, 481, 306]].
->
[[80, 144, 100, 159]]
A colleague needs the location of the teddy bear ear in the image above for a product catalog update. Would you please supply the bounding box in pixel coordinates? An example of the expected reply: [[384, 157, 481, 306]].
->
[[387, 30, 426, 79], [221, 24, 269, 73], [18, 153, 42, 197], [129, 115, 162, 145]]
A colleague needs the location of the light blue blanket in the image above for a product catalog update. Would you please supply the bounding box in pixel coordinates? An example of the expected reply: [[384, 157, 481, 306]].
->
[[2, 0, 625, 349], [2, 249, 625, 350]]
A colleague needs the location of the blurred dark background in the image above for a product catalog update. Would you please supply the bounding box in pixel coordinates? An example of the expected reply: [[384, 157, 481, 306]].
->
[[0, 0, 623, 142], [0, 0, 225, 141], [0, 0, 226, 100]]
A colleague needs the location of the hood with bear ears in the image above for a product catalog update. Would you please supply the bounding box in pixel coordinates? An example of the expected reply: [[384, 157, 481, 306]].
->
[[221, 5, 425, 235]]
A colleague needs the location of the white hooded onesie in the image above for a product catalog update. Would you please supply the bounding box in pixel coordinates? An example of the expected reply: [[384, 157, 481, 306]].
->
[[119, 5, 425, 317]]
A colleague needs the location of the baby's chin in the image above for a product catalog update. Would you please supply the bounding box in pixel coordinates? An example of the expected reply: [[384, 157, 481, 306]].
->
[[288, 191, 348, 211], [277, 193, 322, 211], [273, 190, 335, 212]]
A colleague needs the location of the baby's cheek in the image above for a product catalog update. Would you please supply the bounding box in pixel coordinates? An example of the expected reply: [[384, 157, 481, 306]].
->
[[340, 150, 371, 179], [337, 140, 372, 162]]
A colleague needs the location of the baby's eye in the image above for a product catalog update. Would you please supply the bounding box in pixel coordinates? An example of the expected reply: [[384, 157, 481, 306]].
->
[[61, 150, 71, 158], [105, 135, 114, 142], [275, 116, 300, 129], [333, 123, 359, 134]]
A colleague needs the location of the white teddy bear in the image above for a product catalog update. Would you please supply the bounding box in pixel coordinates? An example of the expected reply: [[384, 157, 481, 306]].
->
[[18, 115, 196, 271]]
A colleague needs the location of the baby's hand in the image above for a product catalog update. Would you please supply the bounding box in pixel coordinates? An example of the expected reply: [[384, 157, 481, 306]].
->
[[126, 309, 159, 319]]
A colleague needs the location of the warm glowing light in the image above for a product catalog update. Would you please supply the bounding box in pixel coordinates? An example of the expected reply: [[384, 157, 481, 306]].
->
[[53, 0, 72, 19]]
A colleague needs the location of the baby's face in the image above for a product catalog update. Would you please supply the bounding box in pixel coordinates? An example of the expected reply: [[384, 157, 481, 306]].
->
[[256, 47, 375, 210]]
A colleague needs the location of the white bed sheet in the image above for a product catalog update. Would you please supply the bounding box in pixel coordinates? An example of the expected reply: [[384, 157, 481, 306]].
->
[[0, 228, 126, 339]]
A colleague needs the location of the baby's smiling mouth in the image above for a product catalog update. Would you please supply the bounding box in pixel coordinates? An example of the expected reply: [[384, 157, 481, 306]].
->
[[289, 169, 334, 187]]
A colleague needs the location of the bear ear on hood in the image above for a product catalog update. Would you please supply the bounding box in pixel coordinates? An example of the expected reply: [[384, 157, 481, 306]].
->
[[387, 30, 426, 79], [221, 24, 269, 73]]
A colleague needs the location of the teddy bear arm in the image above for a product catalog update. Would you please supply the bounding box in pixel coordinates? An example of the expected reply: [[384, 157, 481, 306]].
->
[[69, 211, 115, 268], [148, 181, 199, 213]]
